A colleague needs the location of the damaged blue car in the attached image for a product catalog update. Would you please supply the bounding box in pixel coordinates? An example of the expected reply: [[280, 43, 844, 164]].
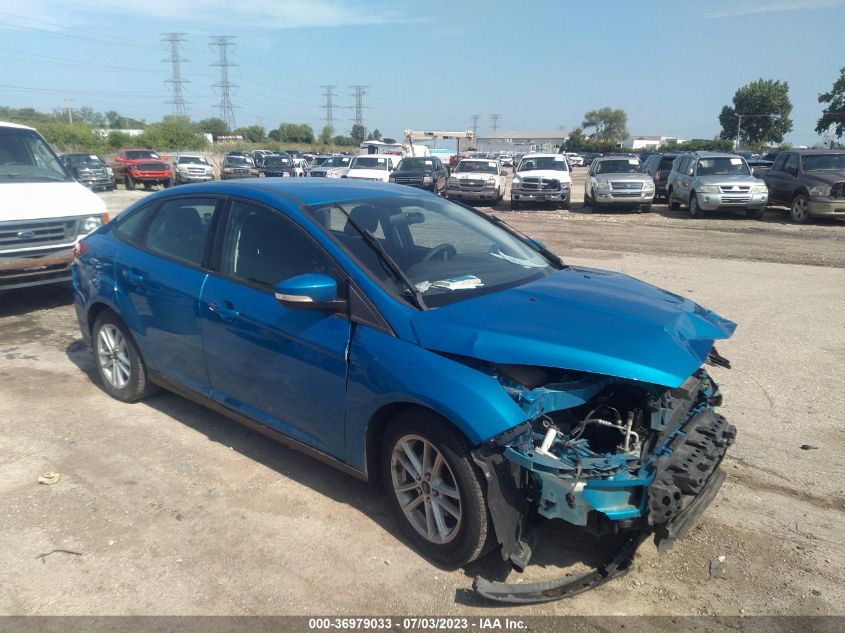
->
[[72, 180, 736, 603]]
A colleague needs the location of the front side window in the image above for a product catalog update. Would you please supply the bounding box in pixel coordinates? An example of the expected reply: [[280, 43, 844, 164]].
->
[[801, 153, 845, 172], [221, 202, 335, 291], [308, 195, 557, 308], [142, 198, 216, 266], [0, 129, 71, 183]]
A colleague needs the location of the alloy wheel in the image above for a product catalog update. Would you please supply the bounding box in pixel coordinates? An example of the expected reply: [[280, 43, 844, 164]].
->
[[97, 324, 131, 389]]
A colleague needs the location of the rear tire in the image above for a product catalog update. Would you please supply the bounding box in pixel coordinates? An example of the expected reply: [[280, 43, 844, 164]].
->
[[381, 410, 494, 567], [668, 188, 680, 210], [790, 194, 810, 224], [92, 311, 156, 403]]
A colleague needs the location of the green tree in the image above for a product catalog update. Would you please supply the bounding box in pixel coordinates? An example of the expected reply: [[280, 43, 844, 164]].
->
[[816, 66, 845, 141], [36, 122, 109, 153], [107, 131, 133, 149], [235, 125, 266, 143], [582, 108, 628, 142], [270, 123, 315, 144], [718, 79, 793, 145], [350, 124, 366, 143], [195, 117, 229, 139], [318, 125, 334, 144], [366, 128, 382, 141], [332, 135, 357, 146], [564, 127, 587, 152], [138, 116, 208, 149]]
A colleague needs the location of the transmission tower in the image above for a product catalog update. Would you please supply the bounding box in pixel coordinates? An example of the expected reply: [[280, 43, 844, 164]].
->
[[470, 114, 480, 142], [162, 33, 189, 116], [349, 85, 370, 134], [490, 113, 501, 132], [209, 35, 238, 131], [321, 85, 337, 129]]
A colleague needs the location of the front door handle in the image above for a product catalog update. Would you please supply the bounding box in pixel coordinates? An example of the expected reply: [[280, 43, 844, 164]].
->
[[123, 270, 144, 285], [208, 301, 240, 323]]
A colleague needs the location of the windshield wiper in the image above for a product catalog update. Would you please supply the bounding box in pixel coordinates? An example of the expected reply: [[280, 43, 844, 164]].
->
[[489, 214, 566, 268], [334, 204, 427, 310]]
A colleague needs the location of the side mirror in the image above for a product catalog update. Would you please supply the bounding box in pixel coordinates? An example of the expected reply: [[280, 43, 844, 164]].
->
[[274, 274, 345, 312]]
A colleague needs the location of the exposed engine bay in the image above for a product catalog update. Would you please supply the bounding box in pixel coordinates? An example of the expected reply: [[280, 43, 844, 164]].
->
[[470, 350, 736, 603]]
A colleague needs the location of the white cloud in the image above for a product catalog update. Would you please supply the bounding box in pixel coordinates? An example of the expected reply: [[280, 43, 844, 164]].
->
[[706, 0, 845, 19], [0, 0, 416, 31]]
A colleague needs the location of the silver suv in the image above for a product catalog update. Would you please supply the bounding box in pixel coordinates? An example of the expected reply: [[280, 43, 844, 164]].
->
[[666, 152, 768, 219], [585, 156, 655, 212]]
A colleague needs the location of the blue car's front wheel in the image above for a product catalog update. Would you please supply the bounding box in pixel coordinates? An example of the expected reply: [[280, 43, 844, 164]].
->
[[382, 410, 495, 566]]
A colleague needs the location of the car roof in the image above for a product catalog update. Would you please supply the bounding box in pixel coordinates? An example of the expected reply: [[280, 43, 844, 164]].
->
[[595, 155, 640, 161], [692, 151, 740, 158], [0, 120, 36, 130], [147, 178, 424, 207], [788, 149, 845, 154]]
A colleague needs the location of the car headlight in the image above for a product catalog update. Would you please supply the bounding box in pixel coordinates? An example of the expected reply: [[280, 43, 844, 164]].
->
[[422, 175, 433, 184], [512, 177, 522, 187], [643, 180, 655, 190], [484, 177, 497, 186], [82, 213, 109, 233], [327, 171, 342, 178], [388, 174, 396, 181], [751, 184, 768, 193], [809, 185, 831, 197], [698, 185, 720, 193], [595, 178, 610, 189], [449, 177, 461, 187], [106, 166, 114, 175]]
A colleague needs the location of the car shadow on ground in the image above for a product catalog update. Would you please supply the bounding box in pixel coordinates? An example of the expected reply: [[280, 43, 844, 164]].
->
[[64, 337, 623, 596], [0, 284, 74, 317]]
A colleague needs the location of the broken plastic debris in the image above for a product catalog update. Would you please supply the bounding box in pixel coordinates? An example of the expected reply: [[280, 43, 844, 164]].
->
[[38, 472, 60, 485]]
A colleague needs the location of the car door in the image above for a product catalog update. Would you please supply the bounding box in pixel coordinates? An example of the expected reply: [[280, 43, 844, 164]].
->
[[200, 198, 352, 458], [779, 153, 800, 203], [679, 156, 695, 201], [764, 153, 787, 203], [114, 196, 220, 394]]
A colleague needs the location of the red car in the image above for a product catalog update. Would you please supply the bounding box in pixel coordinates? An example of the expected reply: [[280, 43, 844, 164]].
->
[[111, 149, 172, 190]]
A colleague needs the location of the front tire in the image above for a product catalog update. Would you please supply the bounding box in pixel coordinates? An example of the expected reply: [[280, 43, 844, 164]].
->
[[510, 199, 520, 210], [746, 207, 765, 220], [125, 175, 135, 191], [92, 312, 155, 403], [790, 194, 810, 224], [688, 193, 704, 218], [381, 410, 494, 566]]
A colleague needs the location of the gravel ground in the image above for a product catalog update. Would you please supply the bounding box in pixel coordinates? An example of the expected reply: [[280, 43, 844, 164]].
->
[[0, 172, 843, 617]]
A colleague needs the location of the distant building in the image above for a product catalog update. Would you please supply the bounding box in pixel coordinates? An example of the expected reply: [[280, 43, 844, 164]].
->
[[621, 135, 686, 150], [93, 128, 144, 138], [475, 130, 567, 153]]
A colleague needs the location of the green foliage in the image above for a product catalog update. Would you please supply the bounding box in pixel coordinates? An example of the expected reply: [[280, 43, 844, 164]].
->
[[332, 135, 358, 146], [269, 123, 315, 144], [662, 138, 734, 152], [366, 128, 382, 141], [351, 124, 366, 143], [582, 108, 628, 142], [318, 125, 334, 144], [137, 116, 208, 150], [195, 117, 230, 139], [816, 66, 845, 139], [36, 121, 109, 153], [235, 125, 266, 143], [105, 110, 145, 129], [718, 79, 793, 145], [564, 128, 588, 152], [107, 131, 133, 149], [0, 105, 57, 125]]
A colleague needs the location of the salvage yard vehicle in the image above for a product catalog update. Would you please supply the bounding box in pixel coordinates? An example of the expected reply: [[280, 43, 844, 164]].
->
[[307, 154, 352, 178], [72, 180, 736, 603], [1, 120, 109, 292], [585, 156, 655, 212], [388, 156, 449, 195], [60, 153, 115, 191], [446, 158, 506, 203], [642, 152, 680, 202], [666, 152, 768, 219], [346, 154, 402, 183], [221, 155, 257, 180], [761, 150, 845, 223], [258, 154, 296, 178], [510, 153, 572, 210], [111, 148, 172, 190], [171, 154, 215, 185]]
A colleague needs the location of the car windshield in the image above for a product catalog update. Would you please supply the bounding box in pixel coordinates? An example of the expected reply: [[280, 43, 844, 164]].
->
[[696, 157, 750, 176], [595, 159, 645, 174], [64, 154, 103, 165], [801, 153, 845, 172], [455, 160, 498, 174], [263, 157, 291, 166], [0, 129, 72, 183], [178, 156, 208, 165], [397, 158, 435, 170], [351, 156, 389, 170], [226, 156, 251, 166], [125, 150, 160, 160], [518, 157, 568, 172], [321, 156, 351, 168], [307, 195, 558, 308]]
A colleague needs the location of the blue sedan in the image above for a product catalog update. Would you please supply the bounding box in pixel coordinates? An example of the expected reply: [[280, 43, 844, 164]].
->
[[72, 179, 736, 600]]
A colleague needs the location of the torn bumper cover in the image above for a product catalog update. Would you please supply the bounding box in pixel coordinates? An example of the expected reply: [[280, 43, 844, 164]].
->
[[471, 368, 736, 603]]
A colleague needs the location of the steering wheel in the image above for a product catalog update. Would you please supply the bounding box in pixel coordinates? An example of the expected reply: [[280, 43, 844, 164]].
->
[[422, 243, 457, 262]]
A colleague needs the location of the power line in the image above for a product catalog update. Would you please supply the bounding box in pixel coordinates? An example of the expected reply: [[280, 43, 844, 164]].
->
[[209, 35, 238, 130], [321, 85, 337, 129], [349, 85, 369, 134], [162, 33, 189, 117], [470, 114, 480, 141], [490, 113, 501, 132]]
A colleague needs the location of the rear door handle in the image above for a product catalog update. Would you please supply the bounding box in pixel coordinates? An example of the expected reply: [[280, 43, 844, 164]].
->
[[123, 270, 144, 285], [208, 301, 240, 323]]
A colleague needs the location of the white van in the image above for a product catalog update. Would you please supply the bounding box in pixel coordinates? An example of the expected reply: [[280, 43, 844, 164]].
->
[[345, 154, 402, 183], [0, 121, 109, 292]]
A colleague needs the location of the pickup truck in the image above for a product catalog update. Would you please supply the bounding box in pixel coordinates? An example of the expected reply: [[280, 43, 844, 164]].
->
[[111, 148, 172, 190], [761, 150, 845, 223], [0, 121, 109, 293]]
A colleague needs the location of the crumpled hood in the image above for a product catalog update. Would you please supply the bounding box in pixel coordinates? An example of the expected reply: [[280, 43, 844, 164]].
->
[[410, 266, 736, 388]]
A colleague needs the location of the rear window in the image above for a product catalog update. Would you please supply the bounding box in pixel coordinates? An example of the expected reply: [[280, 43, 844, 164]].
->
[[658, 157, 676, 170]]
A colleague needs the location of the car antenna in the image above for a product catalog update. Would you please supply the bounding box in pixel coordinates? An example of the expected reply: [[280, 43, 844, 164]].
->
[[334, 204, 427, 310]]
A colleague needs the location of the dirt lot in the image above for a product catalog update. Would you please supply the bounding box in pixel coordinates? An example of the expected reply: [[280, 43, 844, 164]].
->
[[1, 172, 843, 617]]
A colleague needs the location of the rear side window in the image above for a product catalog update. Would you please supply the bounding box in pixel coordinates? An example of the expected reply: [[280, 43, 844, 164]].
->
[[658, 157, 675, 170], [113, 204, 156, 242], [142, 198, 217, 267]]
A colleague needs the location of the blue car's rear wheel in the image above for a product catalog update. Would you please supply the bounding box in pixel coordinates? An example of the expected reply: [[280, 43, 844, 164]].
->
[[382, 410, 494, 566], [92, 311, 155, 402]]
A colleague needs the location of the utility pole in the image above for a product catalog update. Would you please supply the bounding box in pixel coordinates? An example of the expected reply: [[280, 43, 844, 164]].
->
[[470, 114, 480, 142], [490, 113, 501, 132], [162, 32, 189, 116], [321, 85, 337, 129], [65, 97, 73, 124], [349, 85, 369, 136], [209, 35, 238, 131]]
